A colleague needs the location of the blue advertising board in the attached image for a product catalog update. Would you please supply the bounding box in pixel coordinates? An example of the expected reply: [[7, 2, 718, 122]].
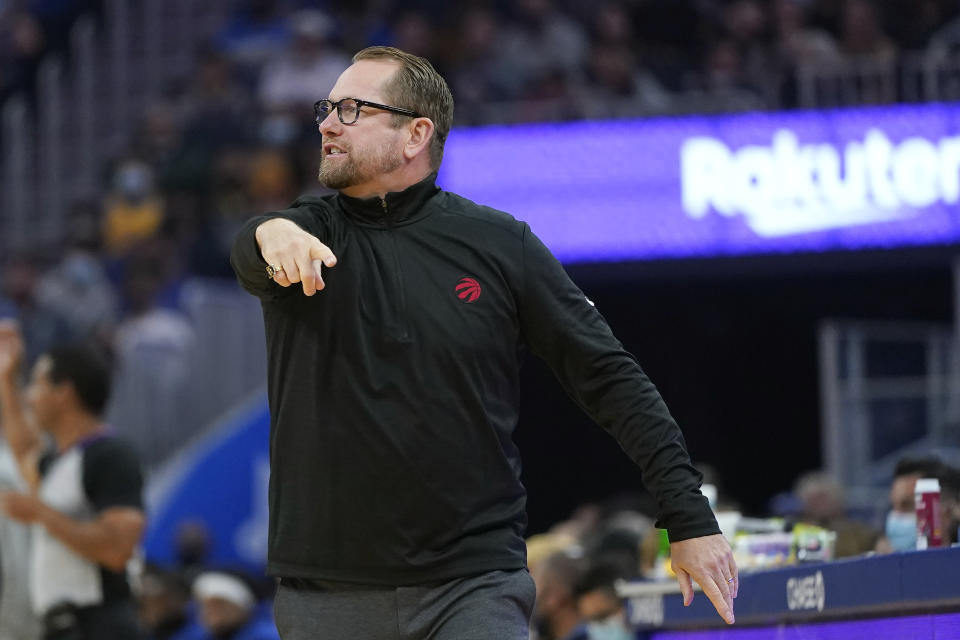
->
[[143, 393, 270, 571], [624, 546, 960, 639], [439, 104, 960, 263]]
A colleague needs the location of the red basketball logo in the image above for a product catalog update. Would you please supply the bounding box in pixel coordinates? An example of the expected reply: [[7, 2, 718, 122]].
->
[[455, 277, 482, 303]]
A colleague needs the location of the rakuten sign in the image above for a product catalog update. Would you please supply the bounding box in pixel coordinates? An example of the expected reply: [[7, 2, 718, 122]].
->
[[681, 129, 960, 237]]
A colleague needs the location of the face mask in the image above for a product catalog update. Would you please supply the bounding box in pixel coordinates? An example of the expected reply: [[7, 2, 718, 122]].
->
[[586, 616, 633, 640], [62, 255, 98, 288], [885, 511, 917, 551]]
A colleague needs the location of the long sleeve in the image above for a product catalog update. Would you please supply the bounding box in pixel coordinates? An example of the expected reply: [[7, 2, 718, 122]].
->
[[229, 201, 336, 300], [230, 214, 280, 299], [516, 224, 719, 542]]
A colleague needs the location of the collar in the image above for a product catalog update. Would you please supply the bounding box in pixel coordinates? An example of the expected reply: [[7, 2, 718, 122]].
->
[[335, 172, 440, 227]]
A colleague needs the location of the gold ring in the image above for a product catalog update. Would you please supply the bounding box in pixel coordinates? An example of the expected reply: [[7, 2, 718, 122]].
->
[[266, 264, 284, 278]]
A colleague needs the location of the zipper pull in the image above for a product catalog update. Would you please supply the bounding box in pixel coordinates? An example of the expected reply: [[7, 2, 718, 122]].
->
[[380, 198, 388, 214]]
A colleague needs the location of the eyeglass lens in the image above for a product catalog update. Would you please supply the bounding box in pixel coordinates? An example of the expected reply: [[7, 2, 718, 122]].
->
[[317, 99, 361, 124]]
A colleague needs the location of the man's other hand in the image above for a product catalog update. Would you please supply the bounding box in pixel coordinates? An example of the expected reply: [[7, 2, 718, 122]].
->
[[670, 533, 738, 624], [0, 491, 44, 524], [0, 320, 24, 381]]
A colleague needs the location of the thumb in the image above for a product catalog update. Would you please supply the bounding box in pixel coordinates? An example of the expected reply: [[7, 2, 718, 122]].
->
[[676, 568, 694, 607]]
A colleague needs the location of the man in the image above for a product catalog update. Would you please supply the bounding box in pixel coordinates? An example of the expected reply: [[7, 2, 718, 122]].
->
[[230, 46, 736, 639], [0, 321, 146, 639], [877, 455, 944, 552], [793, 470, 878, 557], [192, 571, 278, 640], [940, 463, 960, 545], [138, 565, 205, 640], [574, 562, 633, 640], [531, 551, 589, 640], [0, 438, 42, 639]]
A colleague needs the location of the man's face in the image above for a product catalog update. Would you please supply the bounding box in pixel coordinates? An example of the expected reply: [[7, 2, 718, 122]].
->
[[578, 588, 622, 622], [890, 474, 920, 514], [317, 60, 406, 195]]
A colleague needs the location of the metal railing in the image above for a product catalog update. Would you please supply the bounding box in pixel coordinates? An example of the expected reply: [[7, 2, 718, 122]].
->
[[818, 317, 960, 511]]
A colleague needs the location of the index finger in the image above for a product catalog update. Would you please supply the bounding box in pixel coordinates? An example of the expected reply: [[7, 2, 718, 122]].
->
[[700, 574, 735, 624], [295, 253, 318, 296]]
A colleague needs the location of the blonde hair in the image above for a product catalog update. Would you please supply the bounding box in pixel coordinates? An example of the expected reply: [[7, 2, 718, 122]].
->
[[353, 46, 454, 169]]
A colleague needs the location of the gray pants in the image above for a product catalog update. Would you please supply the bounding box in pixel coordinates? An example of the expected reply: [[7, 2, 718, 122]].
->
[[274, 568, 536, 640]]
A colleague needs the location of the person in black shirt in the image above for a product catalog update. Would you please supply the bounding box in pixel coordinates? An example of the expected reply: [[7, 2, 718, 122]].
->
[[231, 46, 737, 639], [0, 322, 145, 640]]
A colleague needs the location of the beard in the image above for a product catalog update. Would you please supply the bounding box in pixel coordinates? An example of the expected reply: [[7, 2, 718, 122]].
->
[[318, 139, 404, 191]]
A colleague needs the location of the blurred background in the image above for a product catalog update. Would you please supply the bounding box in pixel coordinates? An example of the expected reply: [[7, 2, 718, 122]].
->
[[2, 0, 960, 606]]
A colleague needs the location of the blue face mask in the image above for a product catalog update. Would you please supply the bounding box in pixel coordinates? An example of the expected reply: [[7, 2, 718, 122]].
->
[[586, 616, 634, 640], [885, 511, 917, 551]]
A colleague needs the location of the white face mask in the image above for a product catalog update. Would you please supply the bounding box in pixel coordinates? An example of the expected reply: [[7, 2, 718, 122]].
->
[[585, 615, 633, 640], [885, 510, 917, 551]]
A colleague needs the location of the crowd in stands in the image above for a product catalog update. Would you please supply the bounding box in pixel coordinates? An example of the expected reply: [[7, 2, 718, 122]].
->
[[4, 0, 960, 382], [8, 0, 960, 117]]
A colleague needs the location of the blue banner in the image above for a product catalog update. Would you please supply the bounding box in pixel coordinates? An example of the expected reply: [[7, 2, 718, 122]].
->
[[439, 104, 960, 263], [143, 393, 270, 571]]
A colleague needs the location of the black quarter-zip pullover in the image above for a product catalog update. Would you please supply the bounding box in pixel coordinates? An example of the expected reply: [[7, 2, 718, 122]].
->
[[230, 173, 719, 585]]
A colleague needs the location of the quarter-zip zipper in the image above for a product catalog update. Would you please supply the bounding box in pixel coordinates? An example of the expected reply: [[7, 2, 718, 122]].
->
[[380, 197, 410, 342]]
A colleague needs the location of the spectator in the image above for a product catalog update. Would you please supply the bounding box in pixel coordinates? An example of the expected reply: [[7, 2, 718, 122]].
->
[[877, 455, 944, 552], [192, 571, 278, 640], [102, 159, 165, 257], [793, 470, 878, 557], [178, 49, 256, 166], [939, 462, 960, 545], [447, 6, 511, 123], [258, 9, 349, 113], [494, 0, 588, 99], [0, 7, 45, 103], [174, 520, 213, 585], [772, 0, 841, 68], [531, 551, 589, 640], [695, 37, 767, 112], [139, 565, 206, 640], [33, 201, 119, 346], [0, 323, 146, 639], [583, 524, 644, 582], [107, 247, 195, 467], [580, 41, 673, 117], [215, 0, 291, 69], [574, 562, 632, 640], [0, 253, 67, 365], [768, 0, 841, 105], [925, 2, 960, 60], [386, 9, 438, 61], [839, 0, 897, 62]]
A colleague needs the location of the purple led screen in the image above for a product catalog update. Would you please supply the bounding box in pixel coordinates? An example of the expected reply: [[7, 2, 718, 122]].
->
[[649, 611, 960, 640], [437, 104, 960, 263]]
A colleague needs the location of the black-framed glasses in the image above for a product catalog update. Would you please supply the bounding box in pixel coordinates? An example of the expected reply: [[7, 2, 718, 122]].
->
[[314, 98, 422, 125]]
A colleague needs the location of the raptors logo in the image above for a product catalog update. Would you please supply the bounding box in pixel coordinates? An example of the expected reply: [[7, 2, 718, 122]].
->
[[455, 277, 482, 303]]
